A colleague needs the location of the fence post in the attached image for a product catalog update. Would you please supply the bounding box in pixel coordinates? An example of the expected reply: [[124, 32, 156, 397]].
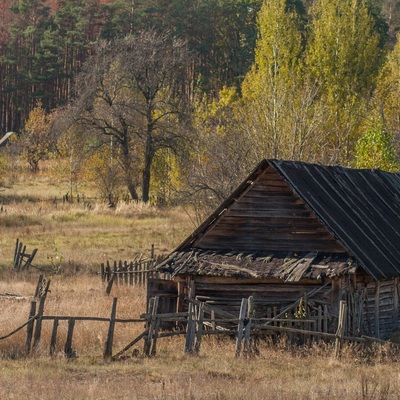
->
[[235, 298, 248, 357], [335, 300, 347, 359], [100, 263, 105, 283], [144, 296, 159, 356], [104, 297, 118, 359], [32, 296, 46, 350], [194, 303, 204, 354], [64, 318, 76, 359], [185, 302, 196, 353], [243, 296, 253, 356], [50, 318, 59, 357], [25, 301, 37, 354]]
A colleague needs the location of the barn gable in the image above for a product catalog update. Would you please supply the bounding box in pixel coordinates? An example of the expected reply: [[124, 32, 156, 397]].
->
[[192, 164, 346, 254], [175, 159, 400, 280]]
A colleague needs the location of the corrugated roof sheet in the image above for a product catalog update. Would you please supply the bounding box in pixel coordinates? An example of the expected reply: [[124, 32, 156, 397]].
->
[[269, 160, 400, 280]]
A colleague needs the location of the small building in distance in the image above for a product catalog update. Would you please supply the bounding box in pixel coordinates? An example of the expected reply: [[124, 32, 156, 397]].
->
[[149, 159, 400, 339]]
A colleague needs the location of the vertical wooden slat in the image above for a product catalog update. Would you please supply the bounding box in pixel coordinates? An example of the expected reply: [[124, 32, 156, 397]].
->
[[129, 262, 134, 286], [235, 298, 248, 357], [375, 281, 380, 339], [394, 278, 399, 328]]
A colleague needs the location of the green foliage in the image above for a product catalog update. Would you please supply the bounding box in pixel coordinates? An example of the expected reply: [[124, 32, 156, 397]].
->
[[355, 127, 399, 171], [306, 0, 383, 163]]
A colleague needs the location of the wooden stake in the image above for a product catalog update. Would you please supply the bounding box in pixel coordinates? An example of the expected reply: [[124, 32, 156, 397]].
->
[[103, 297, 118, 359], [25, 301, 36, 354], [50, 318, 59, 357], [194, 303, 204, 354], [235, 298, 248, 357], [32, 296, 46, 350], [64, 318, 76, 358]]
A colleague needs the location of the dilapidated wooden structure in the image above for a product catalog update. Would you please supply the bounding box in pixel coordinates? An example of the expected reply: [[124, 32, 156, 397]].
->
[[149, 160, 400, 339]]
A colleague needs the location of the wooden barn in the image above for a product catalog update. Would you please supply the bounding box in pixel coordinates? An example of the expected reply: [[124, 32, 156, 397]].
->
[[149, 159, 400, 339]]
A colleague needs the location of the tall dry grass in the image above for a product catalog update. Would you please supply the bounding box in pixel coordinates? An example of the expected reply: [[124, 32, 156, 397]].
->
[[1, 274, 400, 399], [2, 171, 400, 399]]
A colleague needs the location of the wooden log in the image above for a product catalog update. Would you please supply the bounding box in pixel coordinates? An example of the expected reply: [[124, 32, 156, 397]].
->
[[235, 298, 248, 357], [64, 318, 76, 358], [32, 296, 46, 350], [25, 301, 37, 354], [103, 297, 118, 359], [50, 318, 59, 357]]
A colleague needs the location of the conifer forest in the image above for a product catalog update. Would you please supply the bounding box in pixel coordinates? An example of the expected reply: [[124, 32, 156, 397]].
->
[[1, 0, 400, 207]]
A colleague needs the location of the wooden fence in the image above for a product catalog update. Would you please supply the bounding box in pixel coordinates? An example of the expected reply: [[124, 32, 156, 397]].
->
[[100, 257, 170, 292], [0, 292, 392, 361]]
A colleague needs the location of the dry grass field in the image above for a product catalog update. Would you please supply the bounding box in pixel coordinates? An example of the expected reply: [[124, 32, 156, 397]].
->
[[1, 174, 400, 399]]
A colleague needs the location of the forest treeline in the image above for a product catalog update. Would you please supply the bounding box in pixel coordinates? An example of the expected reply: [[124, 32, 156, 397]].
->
[[1, 0, 400, 211]]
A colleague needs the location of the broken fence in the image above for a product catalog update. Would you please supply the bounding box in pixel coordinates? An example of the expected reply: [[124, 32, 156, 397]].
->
[[0, 294, 391, 361]]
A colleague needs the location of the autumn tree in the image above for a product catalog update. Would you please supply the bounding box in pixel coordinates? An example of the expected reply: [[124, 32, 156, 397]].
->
[[306, 0, 383, 164], [22, 102, 54, 172], [72, 31, 191, 202]]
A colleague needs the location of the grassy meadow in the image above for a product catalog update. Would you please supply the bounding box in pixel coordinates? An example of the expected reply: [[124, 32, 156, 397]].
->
[[1, 173, 400, 399]]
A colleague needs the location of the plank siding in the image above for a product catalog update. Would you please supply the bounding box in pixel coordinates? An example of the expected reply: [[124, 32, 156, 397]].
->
[[193, 167, 345, 253]]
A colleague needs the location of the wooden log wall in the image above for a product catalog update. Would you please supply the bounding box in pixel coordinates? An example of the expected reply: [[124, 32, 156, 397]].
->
[[357, 277, 400, 339], [193, 166, 345, 253], [188, 277, 333, 329]]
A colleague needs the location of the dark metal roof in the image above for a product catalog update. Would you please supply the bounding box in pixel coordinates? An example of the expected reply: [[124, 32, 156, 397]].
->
[[269, 160, 400, 280], [171, 160, 400, 281]]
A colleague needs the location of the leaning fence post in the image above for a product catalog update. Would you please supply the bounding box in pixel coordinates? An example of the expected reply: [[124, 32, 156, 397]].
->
[[25, 301, 37, 354], [32, 296, 46, 350], [104, 297, 118, 359], [235, 298, 248, 357]]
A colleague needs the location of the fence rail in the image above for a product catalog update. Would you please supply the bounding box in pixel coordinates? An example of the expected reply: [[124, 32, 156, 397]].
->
[[0, 293, 393, 361]]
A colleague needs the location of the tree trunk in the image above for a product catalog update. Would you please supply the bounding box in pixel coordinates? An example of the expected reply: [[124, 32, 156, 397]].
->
[[142, 136, 153, 204]]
